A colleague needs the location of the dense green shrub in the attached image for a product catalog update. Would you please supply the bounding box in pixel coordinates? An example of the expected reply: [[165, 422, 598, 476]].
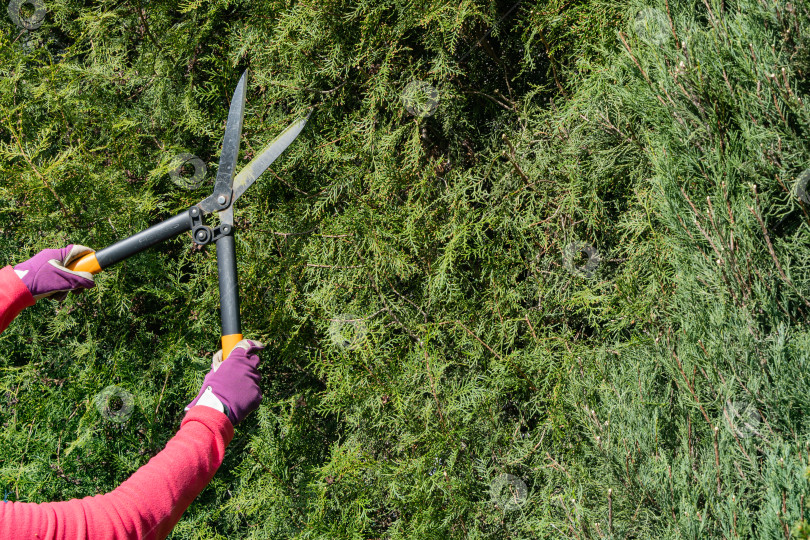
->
[[2, 0, 810, 538]]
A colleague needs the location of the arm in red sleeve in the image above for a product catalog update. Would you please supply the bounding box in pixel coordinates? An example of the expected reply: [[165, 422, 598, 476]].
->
[[0, 406, 234, 540], [0, 265, 35, 333]]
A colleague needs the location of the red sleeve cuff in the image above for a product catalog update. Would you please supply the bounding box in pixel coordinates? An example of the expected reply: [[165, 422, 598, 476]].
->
[[182, 404, 235, 447], [0, 265, 35, 333]]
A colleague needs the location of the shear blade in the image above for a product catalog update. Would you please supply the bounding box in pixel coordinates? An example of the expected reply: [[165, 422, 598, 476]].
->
[[230, 111, 311, 205], [216, 70, 247, 186], [199, 70, 248, 215]]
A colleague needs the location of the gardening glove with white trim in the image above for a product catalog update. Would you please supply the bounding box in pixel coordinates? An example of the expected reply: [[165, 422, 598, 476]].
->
[[185, 339, 264, 426], [13, 244, 95, 301]]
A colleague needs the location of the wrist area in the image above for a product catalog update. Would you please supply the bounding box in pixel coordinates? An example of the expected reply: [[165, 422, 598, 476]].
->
[[1, 266, 35, 309], [194, 386, 230, 418], [181, 403, 235, 447]]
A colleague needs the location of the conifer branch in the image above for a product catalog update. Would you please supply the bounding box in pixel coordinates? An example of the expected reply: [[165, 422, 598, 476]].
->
[[385, 277, 428, 323], [255, 226, 320, 237], [6, 123, 77, 228], [460, 89, 514, 111], [713, 426, 721, 495], [545, 452, 570, 478], [671, 350, 713, 428], [422, 347, 446, 429], [535, 25, 566, 96], [269, 80, 348, 95], [748, 185, 810, 310], [306, 263, 363, 269], [153, 371, 170, 420], [617, 32, 652, 85], [133, 0, 163, 53], [368, 274, 423, 346], [446, 320, 537, 390]]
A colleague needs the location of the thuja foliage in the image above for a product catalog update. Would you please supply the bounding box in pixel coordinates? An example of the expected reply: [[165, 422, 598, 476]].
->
[[1, 0, 810, 537]]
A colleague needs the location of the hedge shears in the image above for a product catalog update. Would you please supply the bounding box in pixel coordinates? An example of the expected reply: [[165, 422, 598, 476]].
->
[[67, 70, 309, 359]]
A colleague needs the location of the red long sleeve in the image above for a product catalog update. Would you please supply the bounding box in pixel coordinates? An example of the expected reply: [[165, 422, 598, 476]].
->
[[0, 264, 236, 538], [0, 406, 234, 539], [0, 265, 35, 332]]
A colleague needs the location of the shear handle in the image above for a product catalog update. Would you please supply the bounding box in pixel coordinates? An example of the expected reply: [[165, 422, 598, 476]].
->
[[216, 233, 242, 360], [67, 211, 194, 274]]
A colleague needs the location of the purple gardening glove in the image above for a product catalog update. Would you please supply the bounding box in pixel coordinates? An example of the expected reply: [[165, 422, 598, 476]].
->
[[185, 339, 264, 426], [13, 244, 95, 301]]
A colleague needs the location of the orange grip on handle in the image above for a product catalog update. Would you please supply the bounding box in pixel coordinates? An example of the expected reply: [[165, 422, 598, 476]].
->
[[66, 252, 102, 275], [222, 333, 244, 360]]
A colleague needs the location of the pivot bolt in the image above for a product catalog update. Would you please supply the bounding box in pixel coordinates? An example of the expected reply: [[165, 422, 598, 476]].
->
[[217, 195, 227, 206], [196, 230, 208, 241]]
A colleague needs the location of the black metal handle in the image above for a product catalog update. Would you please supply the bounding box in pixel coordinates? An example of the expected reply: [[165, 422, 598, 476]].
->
[[216, 233, 242, 358], [94, 211, 193, 269]]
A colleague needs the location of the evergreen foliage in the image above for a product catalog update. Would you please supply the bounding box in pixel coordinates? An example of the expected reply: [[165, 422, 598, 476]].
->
[[1, 0, 810, 537]]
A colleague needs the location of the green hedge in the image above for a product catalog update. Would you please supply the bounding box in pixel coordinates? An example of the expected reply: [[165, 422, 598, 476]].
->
[[1, 0, 810, 537]]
